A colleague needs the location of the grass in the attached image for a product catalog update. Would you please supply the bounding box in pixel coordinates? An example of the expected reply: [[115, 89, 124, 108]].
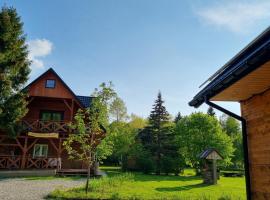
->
[[48, 166, 246, 200]]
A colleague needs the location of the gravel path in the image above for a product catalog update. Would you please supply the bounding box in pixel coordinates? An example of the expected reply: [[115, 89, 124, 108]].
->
[[0, 178, 85, 200]]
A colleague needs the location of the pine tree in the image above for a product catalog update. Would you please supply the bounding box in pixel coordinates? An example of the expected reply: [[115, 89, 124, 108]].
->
[[0, 7, 30, 137], [174, 112, 182, 123], [139, 92, 173, 175], [207, 106, 216, 116], [149, 92, 170, 129]]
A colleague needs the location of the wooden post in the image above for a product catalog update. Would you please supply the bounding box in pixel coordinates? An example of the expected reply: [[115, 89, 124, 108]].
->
[[21, 137, 28, 169], [212, 159, 217, 185], [58, 138, 63, 170], [71, 99, 74, 121]]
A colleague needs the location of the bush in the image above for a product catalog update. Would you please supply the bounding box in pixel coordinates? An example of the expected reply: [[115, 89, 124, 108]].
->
[[137, 152, 155, 174], [122, 142, 155, 173], [161, 156, 184, 175]]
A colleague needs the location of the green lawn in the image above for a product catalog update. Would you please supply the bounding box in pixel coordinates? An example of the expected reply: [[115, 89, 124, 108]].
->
[[48, 167, 246, 200]]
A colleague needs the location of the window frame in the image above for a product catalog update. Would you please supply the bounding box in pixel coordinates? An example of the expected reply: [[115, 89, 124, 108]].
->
[[45, 79, 56, 88], [33, 144, 48, 158], [39, 110, 64, 121]]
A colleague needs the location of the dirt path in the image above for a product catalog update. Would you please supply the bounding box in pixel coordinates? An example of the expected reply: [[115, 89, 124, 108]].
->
[[0, 178, 85, 200]]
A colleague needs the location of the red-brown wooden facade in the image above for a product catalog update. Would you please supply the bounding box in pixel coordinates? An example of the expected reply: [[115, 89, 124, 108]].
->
[[0, 68, 104, 171]]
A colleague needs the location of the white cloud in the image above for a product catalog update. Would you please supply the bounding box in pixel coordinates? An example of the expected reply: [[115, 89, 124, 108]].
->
[[27, 39, 53, 71], [195, 1, 270, 33]]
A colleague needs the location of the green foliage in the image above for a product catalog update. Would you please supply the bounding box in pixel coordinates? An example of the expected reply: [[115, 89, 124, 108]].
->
[[128, 114, 147, 129], [220, 114, 241, 137], [0, 6, 30, 137], [64, 82, 116, 193], [138, 92, 183, 175], [220, 114, 243, 169], [161, 155, 185, 176], [175, 112, 234, 168], [135, 147, 154, 174], [110, 97, 128, 122], [109, 121, 135, 161], [96, 136, 114, 164], [174, 112, 183, 124]]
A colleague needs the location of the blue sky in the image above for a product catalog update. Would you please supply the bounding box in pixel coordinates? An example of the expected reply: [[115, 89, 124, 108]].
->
[[3, 0, 270, 118]]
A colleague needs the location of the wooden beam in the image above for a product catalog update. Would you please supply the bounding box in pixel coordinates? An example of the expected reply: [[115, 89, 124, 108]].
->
[[26, 138, 39, 151], [49, 139, 59, 153], [15, 138, 24, 151], [0, 144, 19, 146], [70, 99, 74, 120], [63, 99, 72, 111], [21, 137, 28, 169], [59, 138, 62, 156]]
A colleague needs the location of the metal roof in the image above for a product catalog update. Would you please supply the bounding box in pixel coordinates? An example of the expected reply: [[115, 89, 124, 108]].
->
[[189, 27, 270, 108]]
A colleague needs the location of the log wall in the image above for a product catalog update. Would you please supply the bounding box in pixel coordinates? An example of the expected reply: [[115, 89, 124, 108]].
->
[[241, 88, 270, 199]]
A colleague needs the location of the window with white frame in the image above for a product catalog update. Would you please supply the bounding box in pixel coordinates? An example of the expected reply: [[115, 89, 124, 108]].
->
[[33, 144, 48, 158]]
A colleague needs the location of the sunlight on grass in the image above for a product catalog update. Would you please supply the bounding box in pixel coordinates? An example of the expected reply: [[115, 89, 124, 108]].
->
[[48, 167, 246, 200]]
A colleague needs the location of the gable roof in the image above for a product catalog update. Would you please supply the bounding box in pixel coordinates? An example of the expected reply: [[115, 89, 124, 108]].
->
[[189, 27, 270, 108], [25, 68, 91, 108], [199, 148, 223, 160]]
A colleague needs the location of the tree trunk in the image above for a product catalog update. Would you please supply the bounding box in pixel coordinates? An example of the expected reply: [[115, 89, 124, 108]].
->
[[85, 152, 92, 194], [85, 164, 91, 194]]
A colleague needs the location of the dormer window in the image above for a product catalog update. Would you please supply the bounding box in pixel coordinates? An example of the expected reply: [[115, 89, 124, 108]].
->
[[45, 79, 56, 88]]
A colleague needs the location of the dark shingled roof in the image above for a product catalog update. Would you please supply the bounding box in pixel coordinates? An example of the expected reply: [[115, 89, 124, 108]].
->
[[198, 148, 223, 159], [76, 96, 93, 108]]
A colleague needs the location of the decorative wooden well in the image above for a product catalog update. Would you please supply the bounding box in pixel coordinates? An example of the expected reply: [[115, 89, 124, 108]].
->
[[199, 148, 223, 185]]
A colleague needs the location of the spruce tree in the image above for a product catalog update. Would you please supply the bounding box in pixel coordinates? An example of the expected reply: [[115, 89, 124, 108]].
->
[[207, 106, 216, 116], [0, 7, 30, 137], [174, 112, 182, 123], [140, 92, 172, 175]]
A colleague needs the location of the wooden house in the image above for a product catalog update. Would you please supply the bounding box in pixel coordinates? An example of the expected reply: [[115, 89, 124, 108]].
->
[[189, 27, 270, 199], [0, 68, 105, 173]]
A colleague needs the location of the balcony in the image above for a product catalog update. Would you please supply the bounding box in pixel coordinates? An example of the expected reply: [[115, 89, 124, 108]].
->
[[21, 119, 71, 133]]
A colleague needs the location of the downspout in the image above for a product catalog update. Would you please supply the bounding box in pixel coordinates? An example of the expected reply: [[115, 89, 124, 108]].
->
[[205, 98, 251, 200]]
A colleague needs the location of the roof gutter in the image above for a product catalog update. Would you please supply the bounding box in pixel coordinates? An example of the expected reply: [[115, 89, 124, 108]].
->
[[205, 98, 251, 200], [189, 29, 270, 108]]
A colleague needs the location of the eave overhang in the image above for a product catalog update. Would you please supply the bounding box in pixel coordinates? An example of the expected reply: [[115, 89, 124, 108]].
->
[[189, 27, 270, 108]]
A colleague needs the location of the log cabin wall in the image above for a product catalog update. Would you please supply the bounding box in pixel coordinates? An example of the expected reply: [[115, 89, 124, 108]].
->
[[241, 88, 270, 199], [24, 98, 79, 121], [28, 71, 74, 99]]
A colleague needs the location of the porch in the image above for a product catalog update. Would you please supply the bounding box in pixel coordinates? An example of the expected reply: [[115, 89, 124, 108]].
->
[[0, 155, 60, 170]]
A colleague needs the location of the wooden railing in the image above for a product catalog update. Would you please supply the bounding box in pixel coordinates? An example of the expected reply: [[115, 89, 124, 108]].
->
[[26, 156, 59, 169], [21, 119, 71, 133], [0, 155, 22, 169], [0, 155, 60, 169]]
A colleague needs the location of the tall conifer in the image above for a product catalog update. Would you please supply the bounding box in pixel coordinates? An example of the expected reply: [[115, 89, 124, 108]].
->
[[140, 92, 173, 175], [0, 7, 30, 137]]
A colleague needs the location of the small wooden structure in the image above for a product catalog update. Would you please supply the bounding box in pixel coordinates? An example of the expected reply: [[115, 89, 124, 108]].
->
[[199, 148, 223, 185]]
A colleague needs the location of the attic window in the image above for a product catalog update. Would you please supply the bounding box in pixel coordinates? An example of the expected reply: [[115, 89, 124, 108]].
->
[[45, 79, 56, 88]]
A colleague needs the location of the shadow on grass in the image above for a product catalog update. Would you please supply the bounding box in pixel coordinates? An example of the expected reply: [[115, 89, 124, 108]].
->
[[101, 166, 201, 182], [156, 183, 209, 192], [133, 174, 201, 182]]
